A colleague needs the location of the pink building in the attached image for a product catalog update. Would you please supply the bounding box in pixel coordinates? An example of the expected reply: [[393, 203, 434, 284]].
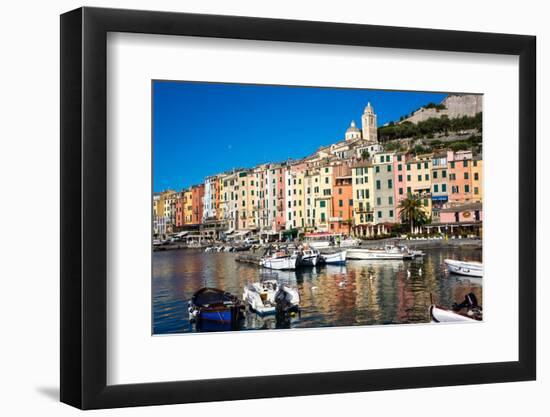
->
[[439, 202, 483, 223]]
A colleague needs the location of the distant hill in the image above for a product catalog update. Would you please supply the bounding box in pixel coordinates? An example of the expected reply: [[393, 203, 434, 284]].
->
[[399, 94, 482, 124]]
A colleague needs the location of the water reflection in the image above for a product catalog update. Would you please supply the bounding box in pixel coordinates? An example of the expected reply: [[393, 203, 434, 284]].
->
[[153, 247, 482, 334]]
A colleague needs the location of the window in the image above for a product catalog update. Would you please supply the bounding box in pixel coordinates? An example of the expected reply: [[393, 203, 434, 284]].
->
[[325, 177, 329, 184], [407, 186, 411, 194], [339, 200, 343, 207], [407, 175, 411, 181], [376, 197, 381, 205], [452, 186, 459, 194], [474, 173, 479, 180], [407, 164, 411, 171], [399, 188, 403, 195], [463, 160, 468, 168], [442, 184, 447, 192], [388, 179, 393, 189], [397, 155, 402, 162], [433, 171, 438, 179], [321, 213, 326, 222], [387, 165, 392, 172], [424, 162, 429, 169], [450, 161, 455, 169], [389, 210, 394, 217], [398, 164, 402, 171], [388, 196, 393, 205], [377, 211, 382, 218], [434, 184, 439, 193], [376, 180, 381, 190], [325, 167, 329, 173], [398, 174, 403, 182], [375, 166, 380, 173], [425, 174, 429, 181], [464, 172, 469, 180], [349, 199, 353, 206], [386, 155, 391, 162], [474, 187, 479, 195], [473, 160, 478, 167], [320, 201, 326, 208], [442, 170, 447, 178], [417, 163, 421, 170], [465, 185, 470, 193], [338, 188, 343, 195], [417, 175, 422, 181]]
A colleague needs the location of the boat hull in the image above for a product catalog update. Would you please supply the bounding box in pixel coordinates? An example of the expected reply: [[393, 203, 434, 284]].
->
[[347, 249, 412, 260], [430, 305, 477, 323], [261, 256, 298, 270], [444, 259, 483, 277], [320, 250, 347, 265]]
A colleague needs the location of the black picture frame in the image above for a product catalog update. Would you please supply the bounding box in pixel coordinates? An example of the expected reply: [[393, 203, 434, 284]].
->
[[60, 6, 536, 410]]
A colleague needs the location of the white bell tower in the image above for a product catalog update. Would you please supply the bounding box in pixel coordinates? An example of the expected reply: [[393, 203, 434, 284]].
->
[[361, 102, 378, 142]]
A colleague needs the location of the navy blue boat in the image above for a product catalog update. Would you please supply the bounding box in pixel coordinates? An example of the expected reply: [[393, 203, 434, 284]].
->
[[188, 288, 244, 327]]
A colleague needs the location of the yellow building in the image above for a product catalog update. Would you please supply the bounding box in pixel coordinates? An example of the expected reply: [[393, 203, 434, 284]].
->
[[352, 163, 374, 227], [285, 164, 306, 230], [471, 156, 483, 202], [405, 154, 433, 218]]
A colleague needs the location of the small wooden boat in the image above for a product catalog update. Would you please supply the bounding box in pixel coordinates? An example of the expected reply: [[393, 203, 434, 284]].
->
[[260, 251, 299, 270], [319, 250, 347, 265], [444, 259, 483, 277], [242, 279, 300, 315], [188, 288, 244, 325]]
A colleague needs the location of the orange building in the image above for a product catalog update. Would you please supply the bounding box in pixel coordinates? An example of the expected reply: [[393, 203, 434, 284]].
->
[[447, 150, 474, 203], [190, 184, 205, 225], [330, 164, 354, 234]]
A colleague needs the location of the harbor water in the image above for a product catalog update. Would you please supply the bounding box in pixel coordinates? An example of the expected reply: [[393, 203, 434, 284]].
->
[[153, 247, 482, 334]]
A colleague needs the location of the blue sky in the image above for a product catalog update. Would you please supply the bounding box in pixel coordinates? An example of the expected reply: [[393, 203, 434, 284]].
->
[[153, 81, 447, 192]]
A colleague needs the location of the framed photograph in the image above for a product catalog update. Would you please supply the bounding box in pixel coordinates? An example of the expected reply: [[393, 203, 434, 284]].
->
[[60, 7, 536, 409]]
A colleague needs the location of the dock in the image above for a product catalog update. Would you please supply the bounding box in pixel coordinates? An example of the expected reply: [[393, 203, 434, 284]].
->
[[235, 254, 262, 266]]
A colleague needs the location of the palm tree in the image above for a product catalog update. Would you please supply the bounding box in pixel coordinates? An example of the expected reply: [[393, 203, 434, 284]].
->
[[398, 194, 427, 234]]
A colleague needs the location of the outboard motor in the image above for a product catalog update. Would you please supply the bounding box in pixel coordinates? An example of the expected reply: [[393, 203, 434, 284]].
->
[[452, 292, 482, 320]]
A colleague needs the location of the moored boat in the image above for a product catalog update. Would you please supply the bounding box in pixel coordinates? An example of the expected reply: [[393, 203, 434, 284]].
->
[[188, 287, 244, 325], [319, 250, 347, 265], [297, 246, 320, 266], [347, 245, 413, 260], [242, 279, 300, 315], [261, 250, 300, 270], [429, 305, 478, 323], [444, 259, 483, 277]]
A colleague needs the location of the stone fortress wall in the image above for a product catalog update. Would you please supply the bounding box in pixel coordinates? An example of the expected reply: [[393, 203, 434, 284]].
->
[[400, 94, 483, 124]]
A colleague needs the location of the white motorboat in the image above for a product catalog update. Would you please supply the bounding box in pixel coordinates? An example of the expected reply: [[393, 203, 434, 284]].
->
[[429, 305, 479, 323], [444, 259, 483, 277], [319, 250, 347, 265], [347, 245, 413, 260], [261, 251, 299, 270], [242, 279, 300, 315], [297, 247, 320, 266]]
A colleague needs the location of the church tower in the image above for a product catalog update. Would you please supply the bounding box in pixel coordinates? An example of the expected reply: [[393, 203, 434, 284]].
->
[[361, 102, 378, 142]]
